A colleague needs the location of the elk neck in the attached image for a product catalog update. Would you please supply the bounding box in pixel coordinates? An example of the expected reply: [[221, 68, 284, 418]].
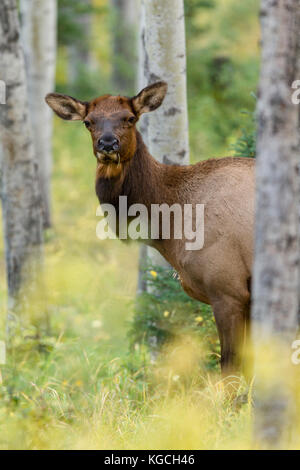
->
[[95, 130, 182, 212]]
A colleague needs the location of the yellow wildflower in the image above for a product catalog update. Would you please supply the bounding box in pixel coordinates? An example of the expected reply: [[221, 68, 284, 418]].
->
[[195, 316, 203, 323], [163, 310, 170, 318], [150, 270, 157, 278]]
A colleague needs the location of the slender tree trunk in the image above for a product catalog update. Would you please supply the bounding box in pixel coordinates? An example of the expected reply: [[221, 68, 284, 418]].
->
[[252, 0, 300, 448], [137, 0, 148, 147], [0, 0, 43, 329], [144, 0, 190, 271], [297, 10, 300, 330], [136, 0, 149, 294], [144, 0, 189, 166], [20, 0, 57, 229], [110, 0, 138, 95]]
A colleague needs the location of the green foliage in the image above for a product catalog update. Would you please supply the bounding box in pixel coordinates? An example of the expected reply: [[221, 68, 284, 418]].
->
[[231, 112, 256, 159], [185, 0, 259, 160], [57, 0, 104, 47], [230, 90, 256, 158], [185, 0, 215, 41], [109, 1, 137, 96], [56, 64, 108, 101], [130, 264, 219, 372], [56, 0, 108, 99]]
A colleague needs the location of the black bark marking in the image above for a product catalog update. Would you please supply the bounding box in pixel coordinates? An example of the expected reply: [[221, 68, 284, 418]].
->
[[164, 107, 180, 116], [163, 155, 177, 166], [177, 149, 186, 159]]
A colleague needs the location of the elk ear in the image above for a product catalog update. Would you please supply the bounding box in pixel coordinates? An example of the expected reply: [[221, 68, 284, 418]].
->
[[131, 81, 168, 117], [45, 93, 88, 121]]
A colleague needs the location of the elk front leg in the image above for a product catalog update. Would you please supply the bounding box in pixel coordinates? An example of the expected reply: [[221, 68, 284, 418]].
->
[[212, 297, 249, 379]]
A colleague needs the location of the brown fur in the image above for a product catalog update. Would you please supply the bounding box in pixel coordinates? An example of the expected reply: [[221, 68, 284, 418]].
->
[[46, 83, 255, 378], [95, 131, 255, 379]]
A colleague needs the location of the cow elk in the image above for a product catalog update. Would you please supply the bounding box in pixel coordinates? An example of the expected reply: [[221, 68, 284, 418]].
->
[[46, 82, 255, 378]]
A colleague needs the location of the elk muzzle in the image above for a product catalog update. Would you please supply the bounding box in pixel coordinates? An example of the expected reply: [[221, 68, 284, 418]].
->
[[96, 133, 120, 164]]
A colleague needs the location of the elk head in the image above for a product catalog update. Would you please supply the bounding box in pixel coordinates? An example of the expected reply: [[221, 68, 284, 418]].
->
[[45, 82, 168, 178]]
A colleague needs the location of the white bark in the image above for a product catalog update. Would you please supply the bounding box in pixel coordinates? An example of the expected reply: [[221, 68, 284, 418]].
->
[[136, 0, 149, 294], [144, 0, 189, 166], [252, 0, 300, 448], [298, 15, 300, 329], [20, 0, 57, 228], [144, 0, 189, 269], [0, 0, 43, 318], [137, 0, 149, 147]]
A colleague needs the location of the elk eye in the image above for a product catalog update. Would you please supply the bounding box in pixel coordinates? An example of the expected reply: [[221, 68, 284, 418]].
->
[[84, 120, 91, 128], [128, 116, 135, 124]]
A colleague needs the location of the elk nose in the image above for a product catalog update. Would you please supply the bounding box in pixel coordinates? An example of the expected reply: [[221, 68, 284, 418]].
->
[[98, 135, 119, 153]]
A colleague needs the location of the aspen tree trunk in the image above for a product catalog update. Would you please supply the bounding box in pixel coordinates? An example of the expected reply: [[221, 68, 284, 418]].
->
[[144, 0, 190, 270], [20, 0, 57, 228], [0, 0, 43, 328], [137, 0, 148, 148], [295, 6, 300, 330], [252, 0, 300, 448], [110, 0, 138, 95], [136, 0, 148, 294], [144, 0, 189, 166]]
